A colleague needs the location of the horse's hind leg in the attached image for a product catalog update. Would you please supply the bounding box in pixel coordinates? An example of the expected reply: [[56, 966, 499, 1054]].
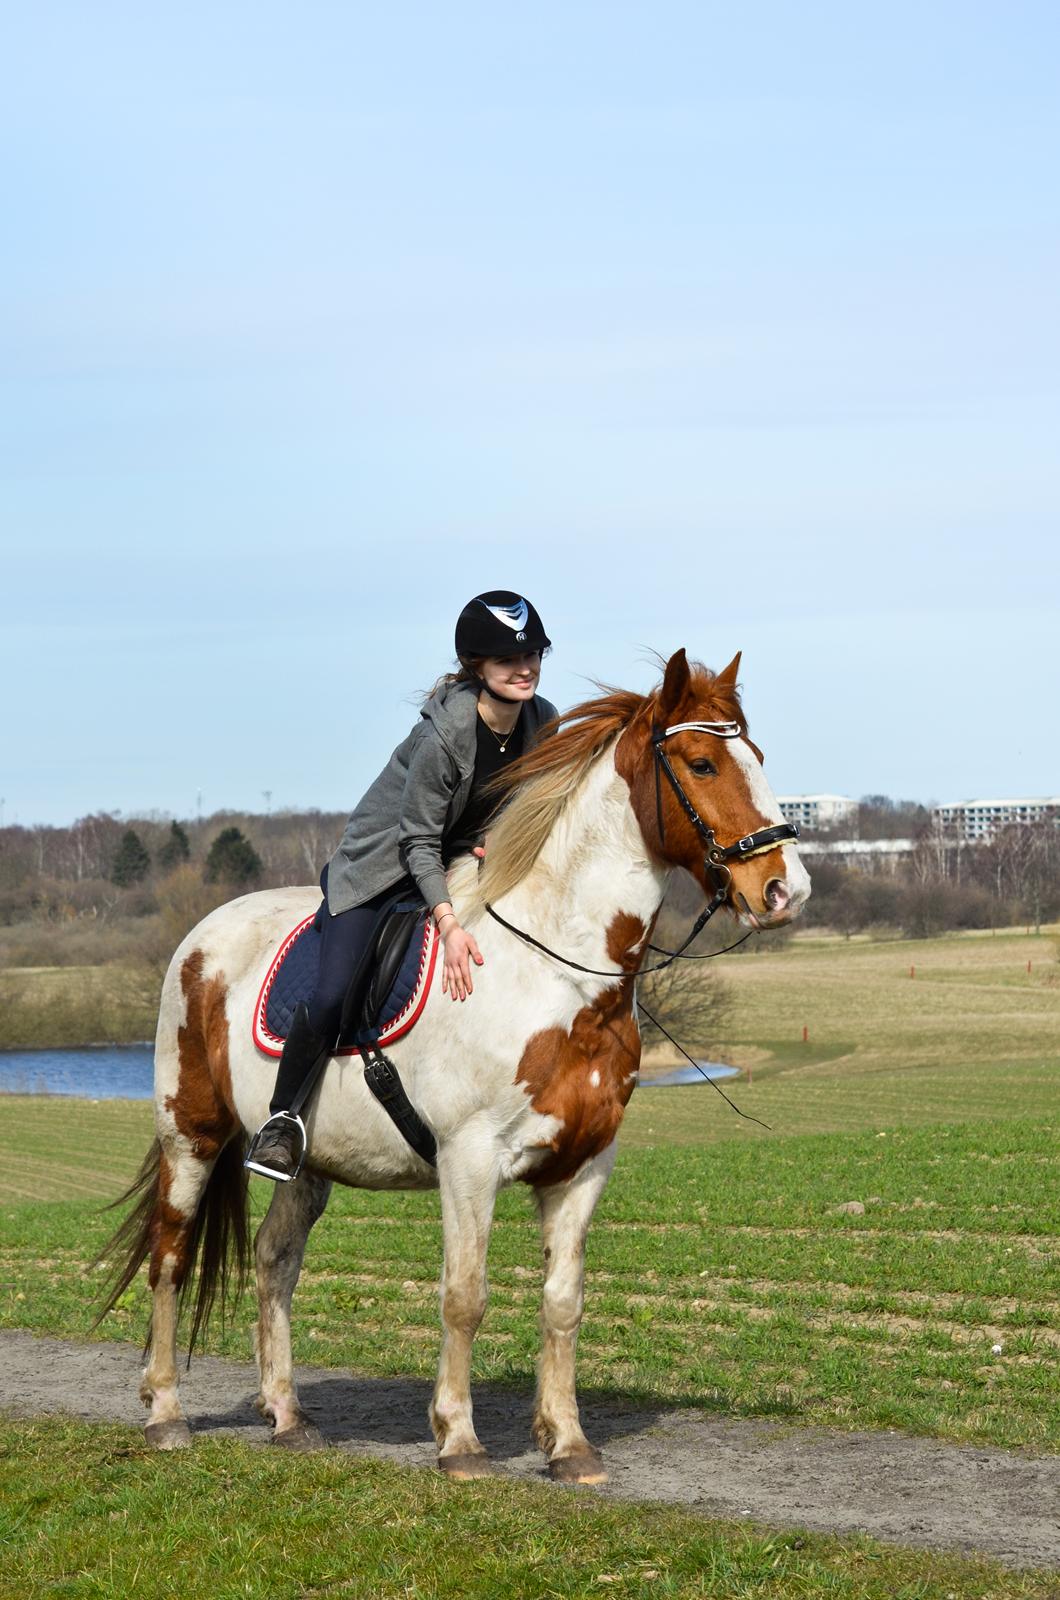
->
[[532, 1145, 615, 1484], [254, 1169, 332, 1449], [140, 1140, 220, 1449]]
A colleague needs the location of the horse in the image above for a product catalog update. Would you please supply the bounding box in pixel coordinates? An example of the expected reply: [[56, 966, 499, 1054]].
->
[[101, 648, 810, 1482]]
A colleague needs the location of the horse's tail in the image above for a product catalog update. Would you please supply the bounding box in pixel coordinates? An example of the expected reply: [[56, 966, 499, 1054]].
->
[[95, 1134, 251, 1356]]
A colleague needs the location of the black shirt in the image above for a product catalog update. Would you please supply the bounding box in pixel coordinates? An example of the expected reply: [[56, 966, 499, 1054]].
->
[[443, 709, 525, 858]]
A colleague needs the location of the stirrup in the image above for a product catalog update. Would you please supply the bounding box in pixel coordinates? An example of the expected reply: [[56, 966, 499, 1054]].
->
[[244, 1111, 308, 1182]]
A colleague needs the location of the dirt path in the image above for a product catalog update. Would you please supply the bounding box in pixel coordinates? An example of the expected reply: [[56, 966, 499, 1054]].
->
[[2, 1330, 1057, 1573]]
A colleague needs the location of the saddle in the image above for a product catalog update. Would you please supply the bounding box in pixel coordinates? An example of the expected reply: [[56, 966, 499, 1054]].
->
[[253, 891, 439, 1060]]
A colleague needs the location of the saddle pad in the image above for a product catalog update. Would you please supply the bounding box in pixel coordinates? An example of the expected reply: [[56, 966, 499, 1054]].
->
[[252, 909, 439, 1059]]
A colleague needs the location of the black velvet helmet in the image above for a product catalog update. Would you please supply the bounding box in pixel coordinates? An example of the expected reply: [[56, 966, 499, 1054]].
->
[[455, 591, 551, 660]]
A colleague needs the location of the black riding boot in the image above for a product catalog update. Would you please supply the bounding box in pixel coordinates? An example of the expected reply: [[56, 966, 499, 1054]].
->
[[245, 1003, 330, 1182]]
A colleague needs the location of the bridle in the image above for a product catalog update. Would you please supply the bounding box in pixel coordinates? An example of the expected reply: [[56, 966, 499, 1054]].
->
[[484, 718, 800, 980], [650, 719, 800, 942]]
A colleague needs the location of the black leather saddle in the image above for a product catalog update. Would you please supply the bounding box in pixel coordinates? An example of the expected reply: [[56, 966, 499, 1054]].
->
[[339, 891, 429, 1042]]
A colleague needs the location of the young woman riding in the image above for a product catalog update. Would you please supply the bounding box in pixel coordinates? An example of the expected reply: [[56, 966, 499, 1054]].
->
[[245, 590, 558, 1181]]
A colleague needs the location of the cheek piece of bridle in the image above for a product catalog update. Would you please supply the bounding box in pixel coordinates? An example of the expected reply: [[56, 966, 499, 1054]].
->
[[483, 719, 800, 979], [650, 720, 800, 946]]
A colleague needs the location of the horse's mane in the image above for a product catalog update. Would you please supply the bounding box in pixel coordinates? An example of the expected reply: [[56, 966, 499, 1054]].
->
[[468, 663, 745, 910]]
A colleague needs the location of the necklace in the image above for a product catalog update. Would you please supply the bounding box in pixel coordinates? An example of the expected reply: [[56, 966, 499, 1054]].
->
[[480, 711, 520, 753]]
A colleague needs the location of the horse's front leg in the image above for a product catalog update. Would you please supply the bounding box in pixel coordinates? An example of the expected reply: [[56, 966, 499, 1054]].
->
[[254, 1168, 332, 1449], [532, 1144, 616, 1483], [429, 1143, 501, 1477]]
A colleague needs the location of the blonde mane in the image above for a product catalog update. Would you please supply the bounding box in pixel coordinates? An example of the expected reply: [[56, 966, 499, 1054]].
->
[[466, 664, 745, 911]]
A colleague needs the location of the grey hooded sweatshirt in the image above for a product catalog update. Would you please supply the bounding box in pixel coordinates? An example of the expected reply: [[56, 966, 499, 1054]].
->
[[326, 678, 559, 916]]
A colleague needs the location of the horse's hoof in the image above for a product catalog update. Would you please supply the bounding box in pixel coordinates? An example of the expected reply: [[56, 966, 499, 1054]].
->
[[549, 1449, 607, 1485], [438, 1451, 502, 1480], [144, 1419, 192, 1451], [272, 1421, 326, 1452]]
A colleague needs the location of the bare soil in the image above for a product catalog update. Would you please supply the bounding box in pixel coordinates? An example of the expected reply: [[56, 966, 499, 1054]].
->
[[1, 1330, 1057, 1572]]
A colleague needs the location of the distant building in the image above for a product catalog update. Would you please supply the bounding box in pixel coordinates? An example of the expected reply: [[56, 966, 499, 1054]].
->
[[776, 794, 859, 832], [797, 837, 914, 874], [932, 798, 1060, 842], [799, 838, 914, 857]]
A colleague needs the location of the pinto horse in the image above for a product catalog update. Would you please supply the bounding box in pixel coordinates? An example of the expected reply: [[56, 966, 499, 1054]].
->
[[102, 649, 809, 1481]]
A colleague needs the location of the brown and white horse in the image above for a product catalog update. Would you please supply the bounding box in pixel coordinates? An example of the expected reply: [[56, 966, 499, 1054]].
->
[[103, 649, 809, 1481]]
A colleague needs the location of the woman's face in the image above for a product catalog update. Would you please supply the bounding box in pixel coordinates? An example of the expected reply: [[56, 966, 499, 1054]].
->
[[478, 651, 541, 701]]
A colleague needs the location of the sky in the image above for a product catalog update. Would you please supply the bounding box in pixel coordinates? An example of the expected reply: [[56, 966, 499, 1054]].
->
[[3, 2, 1058, 827]]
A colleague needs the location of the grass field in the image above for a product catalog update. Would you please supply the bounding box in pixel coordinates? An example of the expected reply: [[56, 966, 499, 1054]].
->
[[1, 927, 1058, 1596], [2, 1419, 1055, 1600]]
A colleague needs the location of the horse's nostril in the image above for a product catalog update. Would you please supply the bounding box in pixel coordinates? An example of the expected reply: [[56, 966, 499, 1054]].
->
[[764, 878, 790, 912]]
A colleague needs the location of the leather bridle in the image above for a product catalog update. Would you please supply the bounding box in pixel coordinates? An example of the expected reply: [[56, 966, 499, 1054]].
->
[[651, 719, 800, 937], [484, 719, 800, 980]]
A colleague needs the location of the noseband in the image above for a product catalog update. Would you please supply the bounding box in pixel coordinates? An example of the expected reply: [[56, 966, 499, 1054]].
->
[[651, 720, 800, 938]]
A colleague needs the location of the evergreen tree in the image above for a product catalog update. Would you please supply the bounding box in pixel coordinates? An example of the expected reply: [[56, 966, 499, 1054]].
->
[[111, 829, 152, 887], [204, 826, 263, 886], [157, 820, 191, 871]]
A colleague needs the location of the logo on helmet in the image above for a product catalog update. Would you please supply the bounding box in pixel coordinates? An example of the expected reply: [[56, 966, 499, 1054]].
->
[[482, 598, 529, 632], [516, 630, 526, 642]]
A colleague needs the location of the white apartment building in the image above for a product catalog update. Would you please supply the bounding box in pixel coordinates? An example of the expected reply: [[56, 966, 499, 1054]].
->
[[932, 798, 1060, 842], [776, 794, 859, 832]]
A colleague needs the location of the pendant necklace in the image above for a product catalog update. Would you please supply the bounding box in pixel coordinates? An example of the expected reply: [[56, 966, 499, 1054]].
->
[[483, 714, 518, 753]]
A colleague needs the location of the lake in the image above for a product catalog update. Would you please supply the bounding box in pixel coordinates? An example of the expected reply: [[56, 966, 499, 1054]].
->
[[0, 1045, 739, 1099], [0, 1045, 155, 1100]]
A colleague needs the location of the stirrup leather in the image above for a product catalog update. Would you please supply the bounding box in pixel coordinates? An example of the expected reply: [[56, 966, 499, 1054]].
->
[[244, 1111, 308, 1182]]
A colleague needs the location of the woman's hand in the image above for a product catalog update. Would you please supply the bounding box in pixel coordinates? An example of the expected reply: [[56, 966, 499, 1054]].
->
[[440, 921, 484, 1001]]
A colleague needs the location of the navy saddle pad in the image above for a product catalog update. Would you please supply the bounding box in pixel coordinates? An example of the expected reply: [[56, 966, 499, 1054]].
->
[[254, 897, 436, 1058]]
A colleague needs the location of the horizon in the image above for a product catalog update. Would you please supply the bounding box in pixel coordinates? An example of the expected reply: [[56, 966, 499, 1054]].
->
[[9, 787, 1060, 836]]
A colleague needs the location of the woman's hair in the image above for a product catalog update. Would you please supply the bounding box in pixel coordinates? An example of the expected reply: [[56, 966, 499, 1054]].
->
[[420, 658, 483, 703]]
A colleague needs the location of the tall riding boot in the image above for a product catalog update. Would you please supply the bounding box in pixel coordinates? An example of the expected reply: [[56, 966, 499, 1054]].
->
[[245, 1003, 331, 1182]]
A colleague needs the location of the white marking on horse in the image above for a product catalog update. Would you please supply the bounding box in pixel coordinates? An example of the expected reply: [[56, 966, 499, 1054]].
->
[[729, 738, 811, 907]]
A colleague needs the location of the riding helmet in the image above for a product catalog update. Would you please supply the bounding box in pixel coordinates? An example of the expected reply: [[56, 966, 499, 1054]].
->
[[455, 590, 551, 659]]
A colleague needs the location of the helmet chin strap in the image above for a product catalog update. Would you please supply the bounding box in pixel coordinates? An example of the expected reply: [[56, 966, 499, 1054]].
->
[[476, 675, 526, 705]]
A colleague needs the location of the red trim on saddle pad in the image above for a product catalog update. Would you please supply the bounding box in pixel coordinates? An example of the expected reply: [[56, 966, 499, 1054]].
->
[[251, 915, 440, 1059]]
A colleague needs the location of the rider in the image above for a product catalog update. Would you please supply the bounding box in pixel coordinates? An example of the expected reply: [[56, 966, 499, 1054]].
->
[[245, 590, 558, 1181]]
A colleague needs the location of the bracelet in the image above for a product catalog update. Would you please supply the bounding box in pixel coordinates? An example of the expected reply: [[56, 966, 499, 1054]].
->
[[436, 912, 457, 932]]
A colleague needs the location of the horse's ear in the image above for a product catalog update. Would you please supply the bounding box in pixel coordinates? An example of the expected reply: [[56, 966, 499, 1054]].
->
[[658, 648, 692, 719], [715, 651, 742, 689]]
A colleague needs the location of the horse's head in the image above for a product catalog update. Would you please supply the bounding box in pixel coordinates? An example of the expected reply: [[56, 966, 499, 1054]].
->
[[618, 649, 811, 930]]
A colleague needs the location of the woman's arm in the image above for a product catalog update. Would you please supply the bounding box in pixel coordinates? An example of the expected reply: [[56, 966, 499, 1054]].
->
[[397, 732, 484, 1001]]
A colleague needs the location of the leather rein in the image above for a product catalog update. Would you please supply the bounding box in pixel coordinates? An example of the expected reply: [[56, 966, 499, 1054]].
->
[[485, 720, 800, 980]]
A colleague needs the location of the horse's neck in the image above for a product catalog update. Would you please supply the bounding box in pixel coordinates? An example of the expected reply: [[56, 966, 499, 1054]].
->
[[504, 750, 669, 963]]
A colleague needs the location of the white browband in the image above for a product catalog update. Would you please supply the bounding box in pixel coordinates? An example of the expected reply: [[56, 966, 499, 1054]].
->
[[662, 721, 742, 740]]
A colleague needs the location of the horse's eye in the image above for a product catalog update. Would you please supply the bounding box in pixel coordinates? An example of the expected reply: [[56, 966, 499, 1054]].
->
[[689, 759, 716, 777]]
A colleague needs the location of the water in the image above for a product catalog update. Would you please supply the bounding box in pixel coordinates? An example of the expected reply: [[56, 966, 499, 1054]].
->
[[0, 1045, 155, 1100], [643, 1062, 740, 1087], [0, 1045, 739, 1100]]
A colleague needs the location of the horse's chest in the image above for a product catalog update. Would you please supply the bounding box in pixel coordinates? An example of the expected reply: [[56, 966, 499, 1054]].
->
[[515, 981, 640, 1186]]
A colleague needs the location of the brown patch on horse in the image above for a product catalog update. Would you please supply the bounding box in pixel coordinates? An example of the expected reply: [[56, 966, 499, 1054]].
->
[[607, 910, 650, 973], [517, 912, 645, 1186], [149, 1151, 197, 1289], [166, 950, 237, 1160]]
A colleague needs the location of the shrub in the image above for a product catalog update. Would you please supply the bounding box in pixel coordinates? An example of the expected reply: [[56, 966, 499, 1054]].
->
[[111, 830, 151, 888], [204, 827, 263, 887]]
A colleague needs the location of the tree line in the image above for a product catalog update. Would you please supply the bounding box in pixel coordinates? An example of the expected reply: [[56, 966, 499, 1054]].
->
[[0, 797, 1056, 960]]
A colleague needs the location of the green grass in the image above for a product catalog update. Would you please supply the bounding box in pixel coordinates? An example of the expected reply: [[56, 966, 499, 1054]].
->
[[2, 1112, 1056, 1451], [1, 929, 1058, 1453], [2, 929, 1058, 1594], [1, 1417, 1055, 1600]]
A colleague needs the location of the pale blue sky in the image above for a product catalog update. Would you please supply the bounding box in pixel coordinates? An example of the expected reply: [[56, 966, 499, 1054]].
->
[[3, 3, 1057, 826]]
